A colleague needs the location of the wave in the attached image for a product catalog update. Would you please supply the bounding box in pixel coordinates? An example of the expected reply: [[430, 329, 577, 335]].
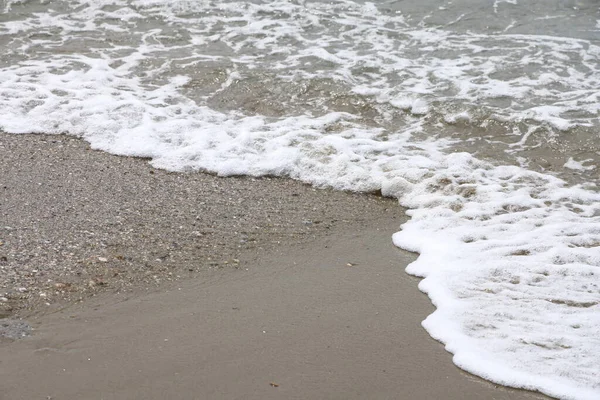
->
[[1, 1, 599, 398]]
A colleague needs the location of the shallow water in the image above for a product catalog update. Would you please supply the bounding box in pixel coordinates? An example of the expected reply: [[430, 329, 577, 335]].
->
[[1, 1, 599, 399]]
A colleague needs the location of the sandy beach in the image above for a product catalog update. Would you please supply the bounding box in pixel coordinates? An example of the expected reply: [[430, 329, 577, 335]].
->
[[0, 133, 548, 399]]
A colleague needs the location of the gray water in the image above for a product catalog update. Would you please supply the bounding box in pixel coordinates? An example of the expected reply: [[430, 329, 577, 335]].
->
[[1, 0, 598, 184]]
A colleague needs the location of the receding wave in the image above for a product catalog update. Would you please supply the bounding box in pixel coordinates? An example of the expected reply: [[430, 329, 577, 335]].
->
[[1, 1, 599, 398]]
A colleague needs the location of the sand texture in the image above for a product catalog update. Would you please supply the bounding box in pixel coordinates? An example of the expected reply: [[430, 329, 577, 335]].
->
[[0, 133, 398, 318], [0, 133, 547, 399]]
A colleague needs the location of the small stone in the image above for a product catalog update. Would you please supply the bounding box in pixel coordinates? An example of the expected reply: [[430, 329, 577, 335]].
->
[[98, 257, 108, 263], [54, 282, 69, 289]]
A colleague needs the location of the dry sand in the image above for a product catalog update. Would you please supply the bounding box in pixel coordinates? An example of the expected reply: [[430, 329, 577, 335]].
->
[[0, 133, 547, 399]]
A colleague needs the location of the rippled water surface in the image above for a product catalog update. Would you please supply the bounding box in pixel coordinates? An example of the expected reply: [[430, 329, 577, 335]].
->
[[1, 0, 599, 181]]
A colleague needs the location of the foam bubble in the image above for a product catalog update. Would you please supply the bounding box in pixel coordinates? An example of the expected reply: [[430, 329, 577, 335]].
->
[[565, 158, 596, 172]]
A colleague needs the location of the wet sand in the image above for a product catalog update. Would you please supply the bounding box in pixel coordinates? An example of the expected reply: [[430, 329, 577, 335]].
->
[[0, 133, 399, 318], [0, 133, 547, 399]]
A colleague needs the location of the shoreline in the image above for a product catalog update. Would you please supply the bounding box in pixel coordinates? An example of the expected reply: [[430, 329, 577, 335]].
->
[[0, 133, 547, 399], [1, 132, 399, 319]]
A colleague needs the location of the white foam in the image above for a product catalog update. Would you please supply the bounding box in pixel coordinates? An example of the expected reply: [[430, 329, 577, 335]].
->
[[1, 1, 599, 399], [565, 158, 596, 172]]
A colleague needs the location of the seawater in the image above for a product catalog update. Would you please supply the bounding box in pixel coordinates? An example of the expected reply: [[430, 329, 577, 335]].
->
[[0, 1, 599, 398]]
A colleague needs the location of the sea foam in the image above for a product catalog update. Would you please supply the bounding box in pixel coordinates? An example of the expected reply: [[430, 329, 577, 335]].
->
[[1, 1, 599, 398]]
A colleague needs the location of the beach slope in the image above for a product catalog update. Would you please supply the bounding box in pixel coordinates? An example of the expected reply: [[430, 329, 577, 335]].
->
[[0, 134, 546, 399]]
